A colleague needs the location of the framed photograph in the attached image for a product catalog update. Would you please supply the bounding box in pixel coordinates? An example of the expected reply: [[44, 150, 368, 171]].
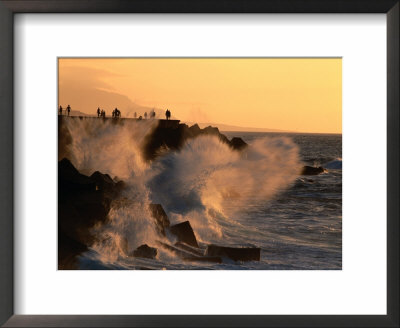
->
[[0, 1, 398, 327]]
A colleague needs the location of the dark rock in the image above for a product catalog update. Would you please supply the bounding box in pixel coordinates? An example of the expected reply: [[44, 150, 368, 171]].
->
[[169, 221, 199, 248], [158, 241, 221, 263], [183, 256, 222, 264], [59, 158, 95, 191], [202, 126, 231, 145], [58, 116, 73, 160], [189, 123, 201, 136], [149, 204, 170, 236], [230, 137, 248, 150], [58, 158, 122, 268], [157, 241, 196, 258], [202, 126, 220, 136], [205, 245, 261, 262], [301, 166, 325, 175], [131, 244, 157, 259], [58, 229, 88, 270], [90, 171, 115, 192], [174, 242, 204, 256], [142, 120, 246, 161]]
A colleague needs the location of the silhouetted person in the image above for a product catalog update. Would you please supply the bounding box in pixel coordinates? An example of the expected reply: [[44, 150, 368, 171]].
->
[[138, 115, 142, 120], [150, 110, 155, 118], [97, 107, 101, 117], [59, 105, 63, 115], [165, 109, 171, 120], [134, 112, 137, 119], [112, 109, 115, 118], [67, 105, 71, 116], [144, 112, 147, 119]]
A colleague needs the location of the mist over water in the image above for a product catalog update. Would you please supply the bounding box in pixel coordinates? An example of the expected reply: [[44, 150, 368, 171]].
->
[[148, 135, 301, 243], [62, 119, 341, 269]]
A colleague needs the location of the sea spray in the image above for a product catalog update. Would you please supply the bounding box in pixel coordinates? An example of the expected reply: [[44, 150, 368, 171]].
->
[[61, 118, 301, 263], [62, 117, 157, 178], [62, 118, 163, 262], [148, 135, 301, 243]]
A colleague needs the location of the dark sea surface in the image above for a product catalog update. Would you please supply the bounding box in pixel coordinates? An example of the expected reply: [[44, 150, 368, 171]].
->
[[222, 132, 342, 269], [78, 131, 342, 270]]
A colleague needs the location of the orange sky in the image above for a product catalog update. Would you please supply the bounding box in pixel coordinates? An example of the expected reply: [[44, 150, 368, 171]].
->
[[58, 58, 342, 133]]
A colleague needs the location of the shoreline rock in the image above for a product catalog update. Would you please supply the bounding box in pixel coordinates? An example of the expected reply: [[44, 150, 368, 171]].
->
[[142, 120, 248, 161], [130, 244, 158, 259], [169, 221, 199, 248], [205, 244, 261, 262], [301, 166, 325, 175], [58, 158, 123, 269]]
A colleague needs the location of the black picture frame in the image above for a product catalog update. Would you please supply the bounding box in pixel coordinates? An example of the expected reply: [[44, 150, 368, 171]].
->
[[0, 1, 398, 327]]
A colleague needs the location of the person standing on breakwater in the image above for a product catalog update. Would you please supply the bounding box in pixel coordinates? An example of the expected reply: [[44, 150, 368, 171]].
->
[[134, 112, 137, 119], [165, 109, 171, 120], [67, 105, 71, 116], [144, 112, 147, 119], [59, 105, 63, 115], [97, 107, 101, 117]]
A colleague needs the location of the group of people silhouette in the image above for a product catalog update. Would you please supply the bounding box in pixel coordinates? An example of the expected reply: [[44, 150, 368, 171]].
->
[[97, 107, 107, 118], [95, 107, 121, 118], [59, 105, 172, 120], [59, 105, 71, 116], [133, 110, 157, 120], [112, 108, 121, 118]]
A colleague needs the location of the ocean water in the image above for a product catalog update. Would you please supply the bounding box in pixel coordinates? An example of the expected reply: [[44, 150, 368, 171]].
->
[[65, 119, 341, 270]]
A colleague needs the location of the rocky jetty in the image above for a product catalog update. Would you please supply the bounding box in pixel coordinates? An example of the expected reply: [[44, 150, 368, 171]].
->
[[58, 158, 124, 269], [142, 121, 247, 161], [58, 158, 264, 267], [58, 117, 248, 163], [57, 118, 268, 268]]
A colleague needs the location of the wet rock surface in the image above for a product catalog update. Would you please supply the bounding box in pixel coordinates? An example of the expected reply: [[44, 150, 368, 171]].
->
[[169, 221, 199, 248], [58, 158, 123, 269], [301, 165, 325, 175], [142, 120, 248, 161], [230, 137, 248, 150], [158, 241, 222, 264], [131, 244, 158, 259], [57, 119, 268, 269], [206, 244, 261, 262]]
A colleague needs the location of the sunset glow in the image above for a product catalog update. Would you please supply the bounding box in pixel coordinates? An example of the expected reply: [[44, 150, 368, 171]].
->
[[59, 58, 342, 133]]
